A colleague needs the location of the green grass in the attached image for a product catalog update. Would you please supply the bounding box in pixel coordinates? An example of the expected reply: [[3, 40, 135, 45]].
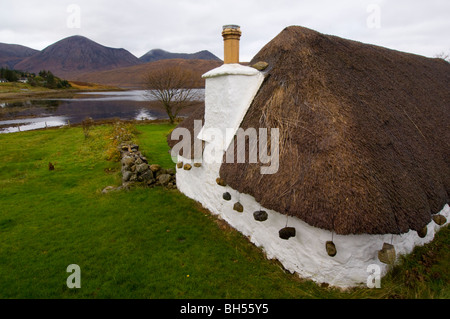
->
[[0, 123, 448, 299], [0, 82, 53, 93], [0, 81, 120, 103]]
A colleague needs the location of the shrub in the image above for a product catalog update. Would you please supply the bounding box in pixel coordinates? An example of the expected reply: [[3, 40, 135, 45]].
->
[[104, 121, 138, 161], [81, 117, 94, 139]]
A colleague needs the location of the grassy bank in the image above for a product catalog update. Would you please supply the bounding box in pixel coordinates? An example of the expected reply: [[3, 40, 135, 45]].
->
[[0, 123, 448, 298], [0, 81, 122, 102]]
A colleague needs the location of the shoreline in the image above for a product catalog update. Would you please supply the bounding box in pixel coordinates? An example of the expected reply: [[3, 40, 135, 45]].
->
[[0, 117, 181, 134], [0, 81, 126, 103]]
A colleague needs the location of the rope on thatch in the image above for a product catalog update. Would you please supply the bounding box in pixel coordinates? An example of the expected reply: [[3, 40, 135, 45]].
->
[[402, 108, 427, 141]]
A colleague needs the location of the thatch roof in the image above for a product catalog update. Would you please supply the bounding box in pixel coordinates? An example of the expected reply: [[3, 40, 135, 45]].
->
[[169, 26, 450, 235]]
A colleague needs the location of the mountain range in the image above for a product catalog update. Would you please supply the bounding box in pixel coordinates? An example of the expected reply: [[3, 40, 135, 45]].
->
[[72, 58, 222, 89], [139, 48, 220, 63], [0, 35, 222, 85], [0, 43, 39, 70]]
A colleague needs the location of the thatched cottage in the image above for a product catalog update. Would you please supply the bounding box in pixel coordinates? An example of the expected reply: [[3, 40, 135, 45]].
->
[[168, 25, 450, 287]]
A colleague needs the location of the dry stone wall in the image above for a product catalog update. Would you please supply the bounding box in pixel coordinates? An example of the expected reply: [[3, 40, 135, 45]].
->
[[102, 143, 176, 194]]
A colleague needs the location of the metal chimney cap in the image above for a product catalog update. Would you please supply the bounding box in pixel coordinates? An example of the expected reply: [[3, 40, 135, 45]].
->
[[222, 24, 240, 30]]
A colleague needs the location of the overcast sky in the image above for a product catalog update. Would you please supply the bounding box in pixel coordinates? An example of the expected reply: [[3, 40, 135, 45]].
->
[[1, 0, 449, 61]]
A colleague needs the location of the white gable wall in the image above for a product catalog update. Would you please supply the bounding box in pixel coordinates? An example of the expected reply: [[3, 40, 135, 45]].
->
[[197, 64, 264, 154]]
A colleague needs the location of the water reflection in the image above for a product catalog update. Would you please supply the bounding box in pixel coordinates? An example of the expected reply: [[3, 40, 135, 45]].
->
[[135, 109, 156, 121], [0, 90, 203, 133], [77, 89, 204, 102], [0, 116, 68, 133], [76, 90, 149, 101], [1, 99, 61, 109]]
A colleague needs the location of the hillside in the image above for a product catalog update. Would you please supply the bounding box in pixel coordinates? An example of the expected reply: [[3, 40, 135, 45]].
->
[[73, 58, 222, 88], [139, 48, 221, 63], [14, 35, 140, 79], [2, 36, 222, 83], [0, 43, 38, 69]]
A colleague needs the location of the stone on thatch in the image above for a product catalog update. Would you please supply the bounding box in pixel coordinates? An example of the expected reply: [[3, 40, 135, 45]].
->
[[432, 214, 447, 226], [253, 210, 268, 221], [251, 61, 269, 71], [216, 178, 226, 186], [177, 161, 183, 169], [194, 163, 202, 167], [183, 163, 192, 170], [378, 243, 396, 264], [326, 241, 337, 257], [233, 202, 244, 212], [417, 226, 428, 238], [279, 227, 296, 240], [223, 192, 231, 201]]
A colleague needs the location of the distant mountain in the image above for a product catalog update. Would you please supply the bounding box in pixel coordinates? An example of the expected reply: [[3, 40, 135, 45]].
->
[[0, 43, 39, 69], [5, 35, 222, 81], [15, 35, 140, 79], [73, 58, 222, 89], [139, 49, 221, 63]]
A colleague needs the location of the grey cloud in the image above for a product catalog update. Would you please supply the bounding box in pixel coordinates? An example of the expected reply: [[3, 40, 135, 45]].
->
[[0, 0, 448, 60]]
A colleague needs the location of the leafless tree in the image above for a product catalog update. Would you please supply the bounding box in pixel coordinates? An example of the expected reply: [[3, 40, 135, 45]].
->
[[434, 51, 450, 63], [143, 66, 199, 124]]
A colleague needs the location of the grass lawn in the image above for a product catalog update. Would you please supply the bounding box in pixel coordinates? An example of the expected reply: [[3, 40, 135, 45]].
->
[[0, 123, 448, 299]]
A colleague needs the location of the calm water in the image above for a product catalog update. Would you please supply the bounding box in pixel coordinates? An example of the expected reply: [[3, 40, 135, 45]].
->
[[0, 89, 204, 133]]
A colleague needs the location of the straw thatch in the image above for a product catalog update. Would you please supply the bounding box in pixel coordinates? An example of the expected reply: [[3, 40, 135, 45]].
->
[[169, 26, 450, 235]]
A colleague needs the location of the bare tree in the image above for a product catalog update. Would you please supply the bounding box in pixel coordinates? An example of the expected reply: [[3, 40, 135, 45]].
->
[[434, 51, 450, 63], [143, 66, 199, 124]]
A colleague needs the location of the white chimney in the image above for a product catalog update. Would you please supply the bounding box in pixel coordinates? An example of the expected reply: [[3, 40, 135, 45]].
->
[[198, 26, 264, 162]]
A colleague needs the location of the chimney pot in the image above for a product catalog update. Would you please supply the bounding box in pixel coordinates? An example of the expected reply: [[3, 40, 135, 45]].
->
[[222, 24, 241, 64]]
